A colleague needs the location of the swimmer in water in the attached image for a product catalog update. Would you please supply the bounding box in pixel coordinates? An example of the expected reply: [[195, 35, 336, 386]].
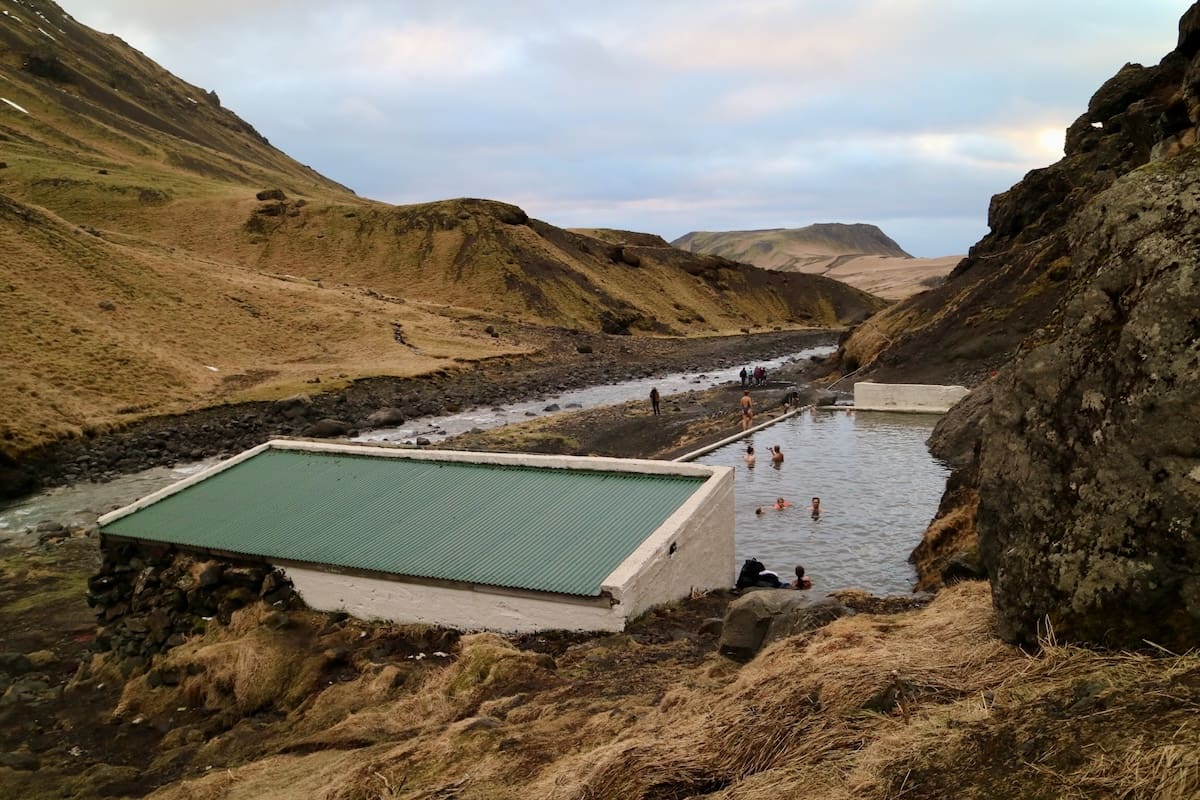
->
[[744, 445, 756, 467], [773, 497, 792, 511], [793, 565, 813, 590], [770, 445, 784, 466], [808, 497, 821, 519]]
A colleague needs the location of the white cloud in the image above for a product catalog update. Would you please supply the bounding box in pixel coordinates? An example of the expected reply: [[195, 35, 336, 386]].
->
[[62, 0, 1194, 255], [333, 96, 387, 127], [351, 22, 516, 78]]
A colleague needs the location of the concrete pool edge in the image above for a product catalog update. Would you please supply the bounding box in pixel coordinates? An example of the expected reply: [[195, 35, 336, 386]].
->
[[673, 404, 817, 463]]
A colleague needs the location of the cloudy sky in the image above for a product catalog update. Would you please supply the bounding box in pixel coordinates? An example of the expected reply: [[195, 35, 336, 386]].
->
[[70, 1, 1190, 256]]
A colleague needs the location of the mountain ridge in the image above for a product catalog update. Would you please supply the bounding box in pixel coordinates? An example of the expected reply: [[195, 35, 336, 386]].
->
[[0, 0, 884, 466]]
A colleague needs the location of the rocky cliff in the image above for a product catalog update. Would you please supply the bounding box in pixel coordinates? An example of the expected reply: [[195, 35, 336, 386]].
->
[[913, 6, 1200, 650], [976, 146, 1200, 650]]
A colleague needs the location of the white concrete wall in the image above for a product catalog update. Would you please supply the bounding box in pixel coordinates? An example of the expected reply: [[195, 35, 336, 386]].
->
[[102, 438, 738, 633], [285, 567, 623, 633], [266, 438, 720, 478], [602, 466, 735, 618], [285, 466, 736, 633], [853, 381, 969, 413]]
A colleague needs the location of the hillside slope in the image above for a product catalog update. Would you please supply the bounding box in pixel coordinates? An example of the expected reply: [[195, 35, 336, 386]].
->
[[0, 0, 884, 466], [673, 223, 960, 299]]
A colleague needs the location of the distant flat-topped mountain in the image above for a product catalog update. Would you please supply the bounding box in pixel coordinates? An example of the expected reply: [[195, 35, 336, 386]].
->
[[673, 223, 910, 268], [672, 224, 961, 300]]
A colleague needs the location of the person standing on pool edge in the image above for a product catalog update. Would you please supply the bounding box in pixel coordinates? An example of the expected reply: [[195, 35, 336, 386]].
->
[[740, 391, 754, 430], [650, 387, 661, 416]]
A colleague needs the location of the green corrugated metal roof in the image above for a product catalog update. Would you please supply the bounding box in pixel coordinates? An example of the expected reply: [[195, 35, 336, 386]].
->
[[100, 448, 707, 597]]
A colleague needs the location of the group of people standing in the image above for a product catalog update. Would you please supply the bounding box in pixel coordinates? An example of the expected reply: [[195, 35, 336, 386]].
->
[[739, 366, 768, 387]]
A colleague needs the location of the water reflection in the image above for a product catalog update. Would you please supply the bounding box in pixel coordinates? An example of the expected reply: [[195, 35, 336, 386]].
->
[[697, 409, 949, 595]]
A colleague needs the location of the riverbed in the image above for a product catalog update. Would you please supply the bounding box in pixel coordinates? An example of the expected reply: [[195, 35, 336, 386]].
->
[[0, 347, 830, 544]]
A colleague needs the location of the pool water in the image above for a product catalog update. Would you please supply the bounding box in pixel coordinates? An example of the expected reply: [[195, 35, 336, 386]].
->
[[696, 409, 950, 595]]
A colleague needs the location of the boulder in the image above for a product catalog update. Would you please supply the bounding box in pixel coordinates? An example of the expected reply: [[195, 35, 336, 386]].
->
[[940, 549, 986, 585], [718, 591, 851, 661], [365, 407, 406, 427], [301, 418, 351, 438], [0, 653, 32, 675], [273, 394, 312, 420], [256, 188, 286, 201], [814, 389, 838, 407]]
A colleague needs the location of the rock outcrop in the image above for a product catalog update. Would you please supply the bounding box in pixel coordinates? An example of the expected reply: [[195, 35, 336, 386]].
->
[[908, 6, 1200, 650], [976, 149, 1200, 650]]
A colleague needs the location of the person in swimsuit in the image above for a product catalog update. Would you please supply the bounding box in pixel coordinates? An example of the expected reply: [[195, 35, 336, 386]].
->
[[793, 565, 813, 590], [740, 391, 754, 431]]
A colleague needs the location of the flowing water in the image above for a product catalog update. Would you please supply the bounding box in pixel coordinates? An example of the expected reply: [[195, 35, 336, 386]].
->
[[0, 347, 831, 544], [696, 409, 950, 595], [354, 346, 832, 445]]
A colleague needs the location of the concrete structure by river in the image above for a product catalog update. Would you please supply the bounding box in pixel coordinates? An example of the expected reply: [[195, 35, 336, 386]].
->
[[98, 440, 734, 632]]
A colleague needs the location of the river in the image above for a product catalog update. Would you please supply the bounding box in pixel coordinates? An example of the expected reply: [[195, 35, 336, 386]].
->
[[0, 346, 833, 546]]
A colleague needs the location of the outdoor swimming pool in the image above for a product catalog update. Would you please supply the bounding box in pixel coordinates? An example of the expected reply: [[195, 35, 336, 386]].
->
[[696, 409, 950, 595]]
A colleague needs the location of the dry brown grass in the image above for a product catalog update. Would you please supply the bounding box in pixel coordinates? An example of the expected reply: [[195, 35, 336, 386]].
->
[[0, 193, 527, 457], [135, 584, 1200, 800], [910, 489, 980, 591], [825, 254, 963, 300], [837, 302, 918, 373]]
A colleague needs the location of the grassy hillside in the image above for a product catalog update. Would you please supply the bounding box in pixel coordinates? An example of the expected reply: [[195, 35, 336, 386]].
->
[[0, 0, 884, 461], [28, 578, 1194, 800]]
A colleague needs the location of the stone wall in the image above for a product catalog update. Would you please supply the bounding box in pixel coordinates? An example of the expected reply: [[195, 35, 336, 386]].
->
[[89, 541, 298, 675]]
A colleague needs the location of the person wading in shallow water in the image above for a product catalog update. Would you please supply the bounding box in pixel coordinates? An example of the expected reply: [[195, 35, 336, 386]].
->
[[770, 445, 784, 466], [650, 387, 661, 416], [740, 391, 754, 430]]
